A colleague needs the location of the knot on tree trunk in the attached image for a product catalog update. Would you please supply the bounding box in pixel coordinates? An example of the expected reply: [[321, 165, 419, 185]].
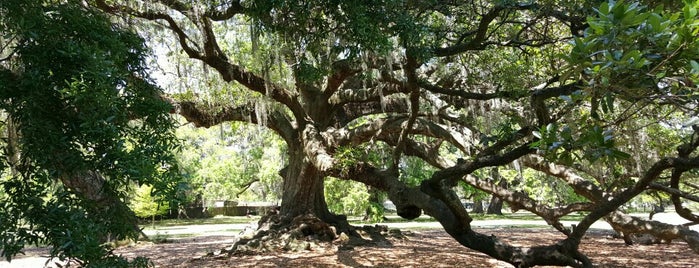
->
[[396, 204, 422, 220]]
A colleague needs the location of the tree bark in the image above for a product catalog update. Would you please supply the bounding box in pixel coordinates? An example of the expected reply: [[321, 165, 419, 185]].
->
[[277, 143, 351, 234], [487, 192, 504, 215], [341, 163, 591, 267], [472, 197, 485, 213], [487, 168, 506, 215]]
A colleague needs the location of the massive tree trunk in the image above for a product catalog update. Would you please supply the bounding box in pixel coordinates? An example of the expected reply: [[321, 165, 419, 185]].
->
[[278, 145, 349, 231]]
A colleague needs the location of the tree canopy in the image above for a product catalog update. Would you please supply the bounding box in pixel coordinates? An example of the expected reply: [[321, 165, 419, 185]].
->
[[2, 0, 699, 267]]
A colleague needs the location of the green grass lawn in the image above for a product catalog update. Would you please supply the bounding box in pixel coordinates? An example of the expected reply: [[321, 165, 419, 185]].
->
[[136, 211, 592, 242], [145, 211, 587, 231], [146, 215, 260, 228]]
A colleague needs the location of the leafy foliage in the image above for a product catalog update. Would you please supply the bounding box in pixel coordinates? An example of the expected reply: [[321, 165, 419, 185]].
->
[[175, 121, 285, 204], [324, 177, 371, 216], [0, 0, 177, 265], [130, 184, 170, 219], [565, 0, 699, 111]]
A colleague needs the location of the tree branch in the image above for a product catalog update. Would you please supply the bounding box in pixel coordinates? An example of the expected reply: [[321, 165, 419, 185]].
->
[[206, 1, 245, 20], [235, 178, 260, 198], [95, 0, 307, 125], [649, 183, 699, 203], [335, 162, 589, 267], [328, 116, 469, 154], [390, 56, 421, 171], [462, 173, 592, 235], [169, 97, 295, 143]]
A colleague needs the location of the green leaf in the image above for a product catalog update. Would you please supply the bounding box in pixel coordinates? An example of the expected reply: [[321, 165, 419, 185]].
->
[[684, 5, 698, 20], [611, 149, 631, 159], [691, 60, 699, 73], [597, 1, 610, 16]]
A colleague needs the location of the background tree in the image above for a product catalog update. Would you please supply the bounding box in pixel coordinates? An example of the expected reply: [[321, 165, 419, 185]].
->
[[176, 121, 285, 206], [83, 0, 699, 266], [130, 184, 170, 226]]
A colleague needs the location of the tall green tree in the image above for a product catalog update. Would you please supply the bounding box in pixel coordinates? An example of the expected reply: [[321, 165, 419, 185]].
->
[[83, 0, 699, 266], [0, 0, 178, 266], [175, 121, 285, 205]]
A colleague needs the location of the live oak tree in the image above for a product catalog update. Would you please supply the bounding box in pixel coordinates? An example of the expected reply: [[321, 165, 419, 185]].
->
[[2, 0, 698, 267], [0, 0, 178, 266], [91, 0, 699, 267]]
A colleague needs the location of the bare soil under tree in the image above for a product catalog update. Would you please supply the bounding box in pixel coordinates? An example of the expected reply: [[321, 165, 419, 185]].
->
[[107, 228, 698, 268]]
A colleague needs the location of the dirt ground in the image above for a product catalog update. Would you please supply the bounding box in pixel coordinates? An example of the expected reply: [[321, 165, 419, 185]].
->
[[112, 228, 699, 268]]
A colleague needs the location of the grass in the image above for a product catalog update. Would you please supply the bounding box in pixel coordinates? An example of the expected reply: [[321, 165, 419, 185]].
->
[[147, 215, 260, 228], [139, 211, 589, 240], [146, 211, 587, 228], [148, 212, 587, 228]]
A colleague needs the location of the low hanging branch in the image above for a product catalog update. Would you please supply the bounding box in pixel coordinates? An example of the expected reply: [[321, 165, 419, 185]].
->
[[235, 178, 260, 198], [334, 162, 591, 267], [649, 183, 699, 203], [522, 154, 699, 252], [461, 174, 591, 235]]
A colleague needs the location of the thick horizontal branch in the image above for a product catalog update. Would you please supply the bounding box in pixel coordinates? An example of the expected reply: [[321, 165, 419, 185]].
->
[[572, 154, 699, 241], [170, 98, 295, 142], [522, 155, 699, 251], [206, 1, 245, 20], [327, 116, 469, 153], [650, 183, 699, 203], [427, 141, 534, 186], [463, 174, 593, 235], [607, 211, 699, 253], [420, 80, 515, 100], [329, 83, 406, 105], [520, 155, 604, 201], [402, 140, 453, 169], [335, 98, 410, 125]]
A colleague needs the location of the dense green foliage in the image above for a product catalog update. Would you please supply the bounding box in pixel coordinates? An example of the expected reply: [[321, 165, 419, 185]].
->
[[0, 0, 178, 266], [176, 121, 285, 205], [130, 184, 170, 219]]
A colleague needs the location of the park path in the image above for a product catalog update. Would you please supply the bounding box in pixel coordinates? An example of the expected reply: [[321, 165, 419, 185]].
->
[[1, 212, 696, 268]]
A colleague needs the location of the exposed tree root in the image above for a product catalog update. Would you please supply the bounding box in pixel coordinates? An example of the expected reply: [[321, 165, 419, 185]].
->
[[216, 212, 407, 257]]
